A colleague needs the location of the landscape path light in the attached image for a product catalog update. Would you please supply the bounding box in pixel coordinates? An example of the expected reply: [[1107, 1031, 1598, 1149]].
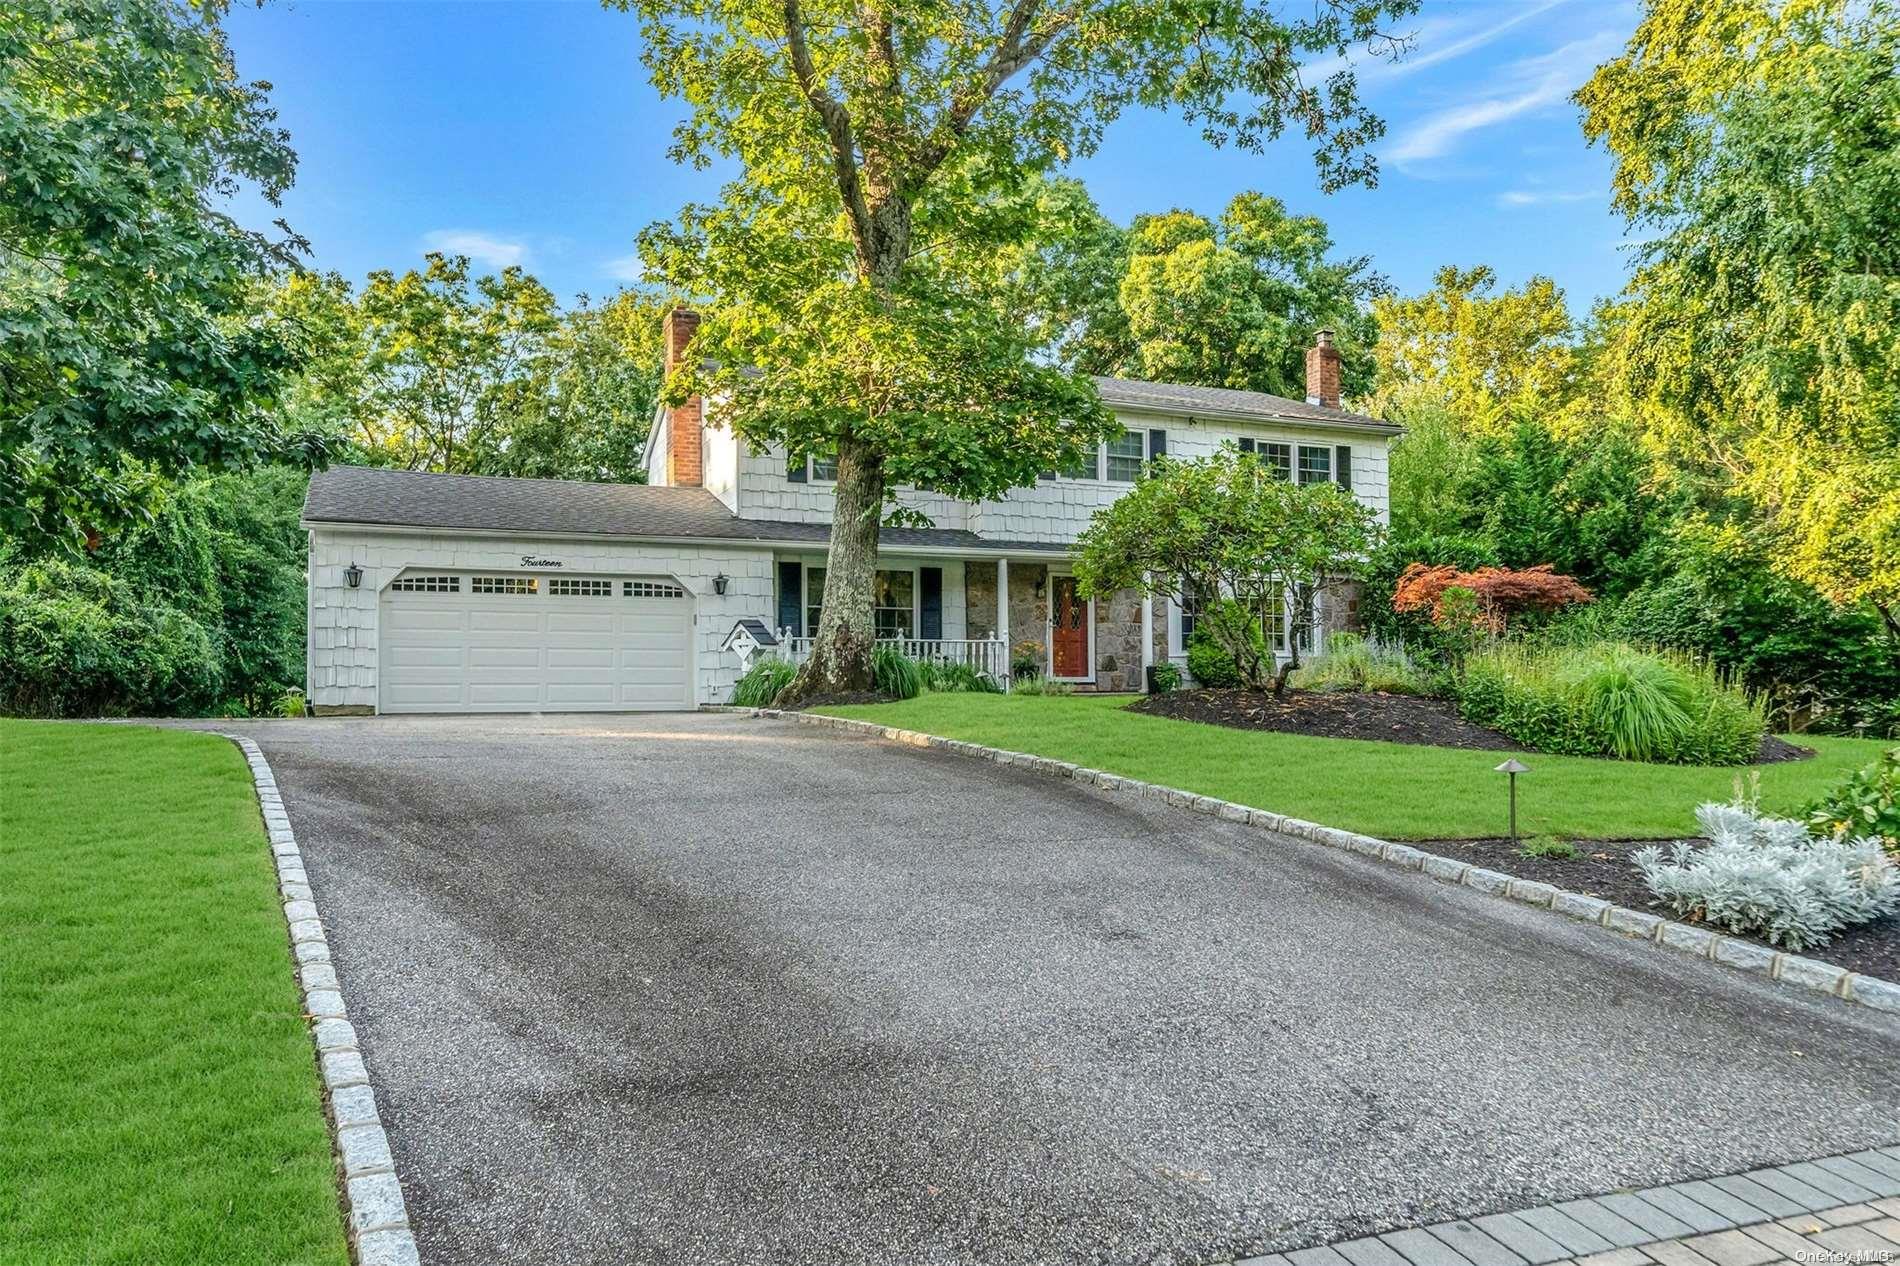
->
[[1494, 758, 1530, 843]]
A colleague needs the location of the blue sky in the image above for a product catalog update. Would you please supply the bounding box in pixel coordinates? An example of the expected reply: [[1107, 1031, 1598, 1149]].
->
[[224, 0, 1643, 312]]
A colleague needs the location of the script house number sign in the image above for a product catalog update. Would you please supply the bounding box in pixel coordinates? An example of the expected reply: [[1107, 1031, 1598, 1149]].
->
[[520, 555, 564, 568]]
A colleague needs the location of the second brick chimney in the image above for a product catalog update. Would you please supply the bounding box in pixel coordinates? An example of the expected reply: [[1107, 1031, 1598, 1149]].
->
[[662, 306, 703, 487], [1304, 328, 1342, 410]]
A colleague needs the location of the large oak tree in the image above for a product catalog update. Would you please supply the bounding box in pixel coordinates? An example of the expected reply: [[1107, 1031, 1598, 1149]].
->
[[613, 0, 1417, 701]]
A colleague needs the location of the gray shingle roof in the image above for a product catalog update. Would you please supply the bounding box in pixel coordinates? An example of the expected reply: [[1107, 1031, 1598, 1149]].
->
[[301, 466, 1068, 554], [1092, 375, 1401, 433]]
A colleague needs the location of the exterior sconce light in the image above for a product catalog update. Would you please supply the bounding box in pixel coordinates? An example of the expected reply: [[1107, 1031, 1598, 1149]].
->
[[712, 572, 729, 596], [1494, 758, 1530, 842], [1033, 573, 1046, 599], [344, 562, 363, 589]]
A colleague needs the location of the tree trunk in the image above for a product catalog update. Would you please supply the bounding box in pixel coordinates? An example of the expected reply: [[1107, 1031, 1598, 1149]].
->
[[1270, 647, 1298, 697], [775, 434, 887, 704]]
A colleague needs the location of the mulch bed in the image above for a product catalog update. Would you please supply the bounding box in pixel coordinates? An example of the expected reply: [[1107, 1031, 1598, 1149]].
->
[[1127, 687, 1812, 765], [1413, 834, 1900, 982], [1130, 687, 1526, 751]]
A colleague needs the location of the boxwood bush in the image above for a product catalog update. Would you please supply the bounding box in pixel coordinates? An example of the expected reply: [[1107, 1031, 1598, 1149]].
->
[[1456, 642, 1764, 764]]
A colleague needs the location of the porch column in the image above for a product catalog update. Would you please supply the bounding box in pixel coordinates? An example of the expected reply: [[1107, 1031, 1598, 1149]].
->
[[996, 556, 1010, 650], [1140, 571, 1153, 692]]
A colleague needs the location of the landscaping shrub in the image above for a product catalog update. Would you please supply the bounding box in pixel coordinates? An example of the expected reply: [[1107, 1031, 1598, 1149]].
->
[[918, 659, 1002, 693], [1291, 632, 1437, 695], [1634, 800, 1900, 950], [1805, 747, 1900, 854], [871, 643, 924, 700], [1150, 661, 1183, 692], [0, 559, 224, 717], [1456, 642, 1764, 764], [1185, 629, 1243, 688], [1518, 836, 1577, 860], [730, 656, 796, 707]]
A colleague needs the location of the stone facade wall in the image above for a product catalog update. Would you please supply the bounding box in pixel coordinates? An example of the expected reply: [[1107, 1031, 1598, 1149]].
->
[[1092, 587, 1145, 691], [1319, 579, 1365, 644], [1009, 564, 1050, 672], [964, 561, 998, 641]]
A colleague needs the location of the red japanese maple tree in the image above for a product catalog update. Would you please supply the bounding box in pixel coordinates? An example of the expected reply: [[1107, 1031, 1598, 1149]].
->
[[1392, 563, 1593, 633]]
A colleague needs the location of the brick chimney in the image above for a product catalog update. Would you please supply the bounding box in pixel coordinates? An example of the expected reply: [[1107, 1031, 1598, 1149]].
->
[[1304, 328, 1342, 409], [662, 306, 703, 487]]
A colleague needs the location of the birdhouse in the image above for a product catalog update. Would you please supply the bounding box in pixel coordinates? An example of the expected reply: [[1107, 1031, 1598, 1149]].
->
[[720, 618, 780, 669]]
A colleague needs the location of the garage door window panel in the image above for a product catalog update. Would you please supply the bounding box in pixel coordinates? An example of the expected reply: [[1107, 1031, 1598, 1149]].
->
[[472, 576, 539, 595], [390, 575, 460, 593], [549, 578, 613, 597]]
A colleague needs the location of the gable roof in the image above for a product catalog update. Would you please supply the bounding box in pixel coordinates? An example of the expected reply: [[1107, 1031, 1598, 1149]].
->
[[1092, 376, 1401, 434], [300, 466, 1070, 554]]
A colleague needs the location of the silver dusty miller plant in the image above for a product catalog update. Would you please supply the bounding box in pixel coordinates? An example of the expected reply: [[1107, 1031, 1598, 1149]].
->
[[1634, 794, 1900, 950]]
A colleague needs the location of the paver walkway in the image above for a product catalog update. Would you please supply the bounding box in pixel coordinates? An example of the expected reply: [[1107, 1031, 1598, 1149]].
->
[[1244, 1152, 1900, 1266]]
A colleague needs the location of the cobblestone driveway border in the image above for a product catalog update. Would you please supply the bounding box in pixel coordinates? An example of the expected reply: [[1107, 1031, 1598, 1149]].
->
[[222, 734, 421, 1266], [742, 709, 1900, 1016]]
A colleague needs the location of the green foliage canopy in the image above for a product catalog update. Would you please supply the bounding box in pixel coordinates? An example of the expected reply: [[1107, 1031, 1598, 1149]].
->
[[0, 0, 326, 551], [1578, 0, 1900, 628], [270, 258, 663, 482]]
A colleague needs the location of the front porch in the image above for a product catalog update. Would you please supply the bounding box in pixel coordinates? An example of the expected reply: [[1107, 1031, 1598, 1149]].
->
[[768, 552, 1160, 692]]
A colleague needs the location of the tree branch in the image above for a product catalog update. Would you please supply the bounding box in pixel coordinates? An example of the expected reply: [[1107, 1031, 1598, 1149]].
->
[[782, 0, 875, 259], [914, 1, 1076, 178]]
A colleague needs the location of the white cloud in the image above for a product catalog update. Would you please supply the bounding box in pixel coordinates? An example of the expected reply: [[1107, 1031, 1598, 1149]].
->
[[1302, 0, 1570, 87], [1497, 189, 1596, 207], [1387, 30, 1624, 166], [420, 229, 530, 269], [602, 253, 645, 283]]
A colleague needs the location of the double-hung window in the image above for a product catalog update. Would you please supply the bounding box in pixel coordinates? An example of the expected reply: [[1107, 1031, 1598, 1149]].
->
[[1105, 430, 1146, 482], [871, 570, 916, 638], [1179, 576, 1211, 648], [809, 449, 839, 481], [1297, 445, 1332, 485], [805, 566, 916, 638], [1262, 442, 1293, 481]]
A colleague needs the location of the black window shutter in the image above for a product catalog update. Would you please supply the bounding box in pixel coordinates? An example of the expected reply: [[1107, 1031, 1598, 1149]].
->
[[1238, 437, 1256, 453], [919, 567, 943, 639], [1148, 429, 1167, 460], [786, 451, 807, 482], [777, 561, 802, 634], [1335, 445, 1352, 490]]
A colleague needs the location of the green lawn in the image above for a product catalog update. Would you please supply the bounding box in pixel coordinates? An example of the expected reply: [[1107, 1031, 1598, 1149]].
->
[[0, 722, 349, 1266], [816, 693, 1888, 840]]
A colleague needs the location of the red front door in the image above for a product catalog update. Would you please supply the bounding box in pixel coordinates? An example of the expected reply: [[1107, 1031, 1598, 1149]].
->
[[1051, 576, 1089, 678]]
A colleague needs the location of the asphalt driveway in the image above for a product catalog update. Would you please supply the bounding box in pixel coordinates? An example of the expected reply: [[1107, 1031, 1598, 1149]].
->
[[207, 713, 1900, 1266]]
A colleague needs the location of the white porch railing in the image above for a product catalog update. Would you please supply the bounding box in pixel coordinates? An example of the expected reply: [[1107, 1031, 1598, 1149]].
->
[[775, 631, 1011, 691]]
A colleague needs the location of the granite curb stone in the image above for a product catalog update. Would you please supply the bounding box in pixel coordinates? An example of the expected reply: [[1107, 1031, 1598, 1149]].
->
[[758, 708, 1900, 1013], [216, 734, 417, 1266]]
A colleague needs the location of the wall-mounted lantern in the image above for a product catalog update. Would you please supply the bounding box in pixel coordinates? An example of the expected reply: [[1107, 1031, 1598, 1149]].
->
[[344, 562, 363, 589], [1494, 758, 1530, 842], [712, 572, 729, 596]]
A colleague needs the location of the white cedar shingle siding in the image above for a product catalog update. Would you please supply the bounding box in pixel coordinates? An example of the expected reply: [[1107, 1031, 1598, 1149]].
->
[[305, 528, 774, 711], [732, 411, 1390, 542]]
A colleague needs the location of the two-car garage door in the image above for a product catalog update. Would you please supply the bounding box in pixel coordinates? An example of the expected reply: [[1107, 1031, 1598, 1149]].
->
[[379, 572, 693, 713]]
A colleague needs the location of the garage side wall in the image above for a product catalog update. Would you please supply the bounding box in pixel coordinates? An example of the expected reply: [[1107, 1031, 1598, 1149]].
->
[[307, 528, 775, 711]]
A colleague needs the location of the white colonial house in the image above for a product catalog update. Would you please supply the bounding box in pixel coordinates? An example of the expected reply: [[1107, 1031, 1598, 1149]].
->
[[301, 312, 1398, 714]]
